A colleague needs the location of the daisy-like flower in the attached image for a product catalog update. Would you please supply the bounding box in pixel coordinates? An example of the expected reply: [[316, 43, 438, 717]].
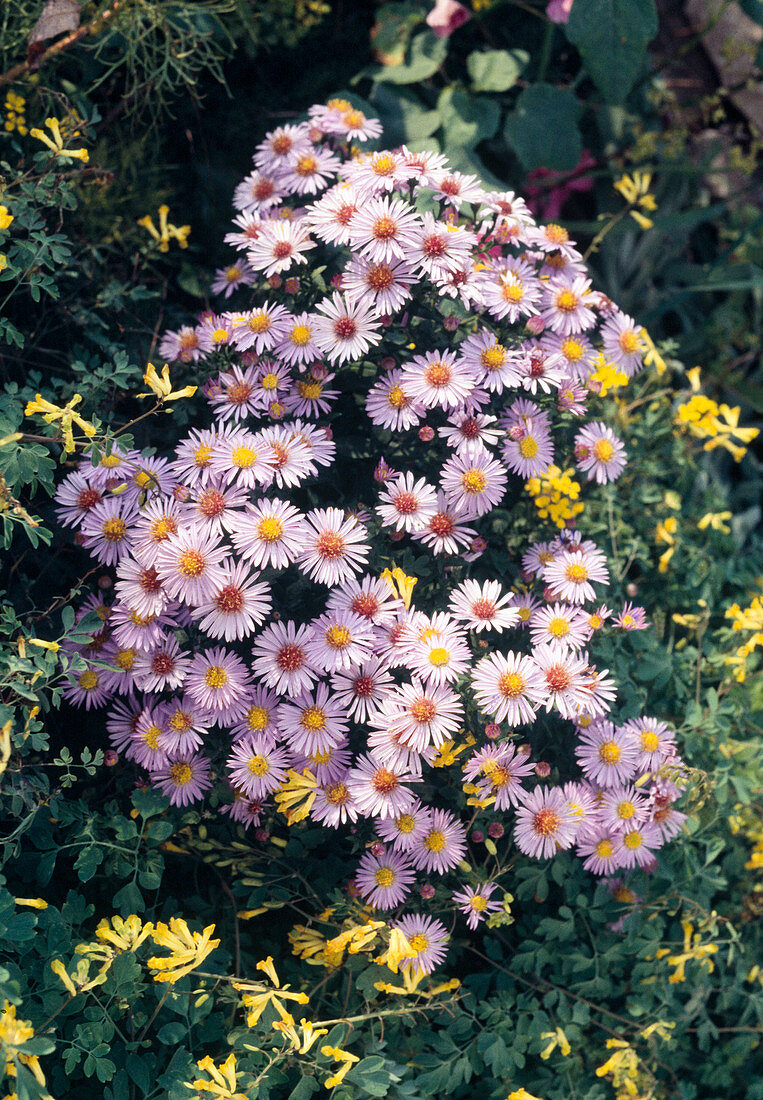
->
[[330, 656, 395, 722], [517, 346, 567, 395], [114, 557, 168, 619], [574, 422, 627, 485], [577, 831, 622, 876], [292, 739, 352, 787], [247, 219, 315, 278], [614, 601, 649, 631], [159, 324, 202, 363], [440, 451, 508, 517], [254, 122, 312, 172], [209, 428, 275, 490], [229, 301, 290, 354], [305, 183, 360, 245], [366, 368, 425, 431], [521, 222, 580, 259], [514, 785, 579, 859], [448, 579, 520, 632], [542, 332, 595, 382], [63, 666, 112, 710], [377, 679, 464, 754], [458, 330, 521, 394], [54, 470, 104, 528], [185, 647, 251, 717], [438, 410, 501, 456], [600, 785, 648, 833], [407, 629, 472, 687], [407, 212, 476, 278], [463, 742, 535, 810], [470, 651, 546, 726], [326, 574, 403, 626], [355, 847, 416, 909], [285, 372, 340, 418], [209, 364, 261, 422], [171, 428, 219, 488], [620, 717, 675, 772], [342, 149, 415, 195], [221, 792, 268, 828], [304, 609, 374, 673], [426, 168, 485, 209], [273, 311, 321, 367], [278, 145, 341, 195], [502, 419, 555, 478], [251, 620, 318, 696], [128, 706, 172, 768], [190, 560, 271, 641], [601, 311, 645, 375], [226, 735, 291, 799], [393, 914, 449, 975], [257, 425, 315, 488], [376, 799, 430, 851], [229, 499, 306, 571], [161, 695, 209, 755], [80, 498, 137, 566], [410, 809, 467, 875], [377, 472, 439, 533], [400, 350, 476, 410], [233, 169, 288, 212], [532, 643, 598, 720], [100, 641, 139, 695], [230, 685, 282, 743], [612, 822, 663, 869], [297, 507, 370, 586], [133, 634, 191, 693], [347, 753, 419, 819], [543, 546, 610, 605], [196, 313, 233, 354], [343, 255, 414, 316], [211, 259, 255, 298], [310, 778, 359, 828], [575, 721, 639, 786], [155, 527, 228, 606], [150, 753, 213, 807], [452, 883, 502, 930], [540, 275, 596, 335], [348, 194, 421, 264], [529, 602, 592, 650], [224, 211, 268, 251], [482, 262, 542, 324], [312, 292, 381, 365], [412, 492, 478, 556]]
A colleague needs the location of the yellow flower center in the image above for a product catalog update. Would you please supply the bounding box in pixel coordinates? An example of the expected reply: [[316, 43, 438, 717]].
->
[[561, 337, 584, 361], [424, 830, 446, 853], [387, 385, 408, 409], [289, 324, 311, 347], [624, 831, 642, 850], [548, 617, 569, 637], [325, 625, 351, 649], [204, 666, 228, 689], [261, 372, 279, 390], [115, 648, 135, 670], [371, 152, 395, 175], [599, 740, 621, 764], [565, 563, 588, 583], [428, 647, 450, 667], [498, 671, 525, 697], [502, 282, 524, 302], [169, 762, 193, 786], [470, 895, 488, 911], [519, 436, 538, 458], [375, 867, 395, 887], [617, 800, 635, 820], [641, 730, 660, 753], [79, 670, 98, 690], [301, 706, 326, 731], [409, 933, 429, 953], [231, 445, 257, 469], [397, 814, 415, 834], [178, 549, 206, 577], [101, 454, 122, 468], [462, 469, 487, 493], [480, 345, 506, 370], [103, 518, 127, 542], [556, 290, 578, 313], [247, 755, 269, 776], [593, 439, 615, 462], [595, 839, 614, 858], [247, 705, 270, 730], [619, 329, 640, 354], [194, 445, 212, 467], [257, 516, 283, 542]]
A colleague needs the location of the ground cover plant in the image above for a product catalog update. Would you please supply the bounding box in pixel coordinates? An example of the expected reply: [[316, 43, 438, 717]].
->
[[0, 3, 761, 1099]]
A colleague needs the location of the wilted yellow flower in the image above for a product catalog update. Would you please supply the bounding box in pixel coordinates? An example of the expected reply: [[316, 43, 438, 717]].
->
[[95, 914, 154, 952], [274, 768, 318, 824], [147, 918, 220, 984], [137, 362, 197, 403], [30, 117, 88, 161]]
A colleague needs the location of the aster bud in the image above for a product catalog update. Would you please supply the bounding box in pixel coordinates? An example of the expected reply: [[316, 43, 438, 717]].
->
[[418, 426, 434, 442], [484, 723, 501, 740], [419, 883, 435, 900], [535, 761, 551, 777], [488, 822, 504, 839]]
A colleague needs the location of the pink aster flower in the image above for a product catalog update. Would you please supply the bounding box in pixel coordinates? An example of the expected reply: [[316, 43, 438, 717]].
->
[[133, 634, 192, 693], [514, 785, 579, 859], [160, 695, 210, 755], [393, 913, 448, 975], [279, 683, 350, 757], [410, 808, 467, 875], [341, 149, 415, 197], [297, 507, 370, 586], [615, 601, 650, 631], [400, 349, 476, 411], [366, 368, 425, 431], [254, 122, 312, 173], [448, 579, 520, 633], [309, 777, 358, 827], [150, 753, 213, 807], [577, 830, 622, 875], [62, 666, 112, 710], [211, 259, 256, 298], [406, 629, 472, 687], [575, 721, 639, 786], [208, 364, 261, 423], [530, 601, 592, 650], [273, 314, 322, 369], [312, 292, 381, 364], [209, 428, 275, 490], [541, 275, 596, 335], [376, 679, 464, 754], [600, 785, 649, 833], [304, 609, 375, 673], [246, 219, 315, 278], [407, 212, 476, 278], [251, 620, 319, 696], [377, 472, 439, 533], [347, 753, 419, 819], [458, 330, 521, 394], [226, 735, 291, 799], [620, 717, 675, 772], [470, 651, 546, 726], [171, 429, 219, 489], [440, 451, 508, 518], [453, 882, 502, 930], [185, 646, 251, 717], [80, 498, 138, 566], [233, 169, 289, 212], [612, 822, 663, 869], [229, 498, 306, 571], [327, 574, 403, 626], [230, 686, 282, 743], [155, 526, 229, 606], [412, 492, 478, 556], [343, 255, 414, 316], [54, 471, 105, 529], [574, 422, 627, 485], [355, 846, 416, 909], [438, 410, 501, 455], [158, 324, 202, 363], [376, 800, 430, 852], [305, 182, 361, 246], [601, 311, 645, 376], [348, 194, 422, 265], [330, 656, 395, 722], [532, 643, 600, 721], [543, 545, 610, 604], [190, 560, 271, 641], [502, 419, 555, 478], [114, 557, 168, 620], [463, 743, 535, 809]]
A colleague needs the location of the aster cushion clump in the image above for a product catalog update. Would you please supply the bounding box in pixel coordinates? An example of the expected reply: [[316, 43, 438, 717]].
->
[[56, 100, 687, 975]]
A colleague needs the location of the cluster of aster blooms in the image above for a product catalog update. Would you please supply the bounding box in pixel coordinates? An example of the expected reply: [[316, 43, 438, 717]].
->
[[55, 100, 687, 975]]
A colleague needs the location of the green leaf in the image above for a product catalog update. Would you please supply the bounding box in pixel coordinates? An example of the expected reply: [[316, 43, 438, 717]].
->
[[370, 2, 425, 66], [503, 83, 582, 171], [372, 30, 448, 84], [437, 86, 500, 150], [157, 1022, 186, 1045], [467, 49, 529, 92], [287, 1078, 319, 1100], [369, 85, 441, 146], [566, 0, 658, 103]]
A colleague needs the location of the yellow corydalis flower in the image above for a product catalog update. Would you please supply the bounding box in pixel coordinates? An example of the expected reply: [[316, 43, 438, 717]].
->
[[697, 511, 732, 534], [506, 1089, 546, 1100], [234, 955, 309, 1026], [188, 1054, 247, 1100], [0, 206, 13, 230], [94, 914, 154, 952], [30, 117, 88, 162], [321, 1045, 359, 1090], [660, 920, 719, 984], [147, 918, 219, 984], [272, 1015, 328, 1054], [138, 204, 190, 252], [14, 897, 47, 909], [614, 170, 657, 229], [24, 392, 96, 453], [137, 362, 197, 404], [539, 1027, 572, 1060], [654, 515, 677, 574], [274, 768, 318, 825], [381, 566, 417, 609], [5, 92, 27, 135]]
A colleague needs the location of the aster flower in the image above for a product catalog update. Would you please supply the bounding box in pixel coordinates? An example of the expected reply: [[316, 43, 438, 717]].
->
[[209, 364, 262, 422], [292, 738, 353, 787], [310, 778, 359, 827], [452, 882, 502, 930], [407, 212, 476, 278], [600, 785, 649, 833], [158, 324, 202, 363], [80, 498, 137, 566], [348, 194, 422, 264], [532, 643, 598, 721], [366, 369, 425, 431], [229, 499, 306, 571], [114, 557, 168, 619], [171, 428, 219, 489], [155, 527, 229, 606], [440, 451, 508, 517], [577, 831, 622, 875], [254, 122, 312, 172], [343, 255, 414, 315], [448, 579, 520, 632], [161, 695, 209, 755], [575, 721, 639, 786], [304, 609, 374, 673], [247, 219, 315, 278], [410, 808, 467, 874], [529, 602, 592, 650], [377, 472, 439, 533], [209, 428, 275, 490], [458, 330, 521, 393], [133, 634, 192, 693], [297, 507, 370, 586], [463, 742, 534, 809], [400, 350, 476, 410], [190, 560, 271, 641], [227, 735, 291, 799], [63, 666, 112, 710], [502, 419, 555, 479], [54, 471, 104, 529], [128, 705, 171, 769], [376, 800, 430, 851], [355, 847, 416, 910], [273, 311, 321, 367], [377, 679, 464, 754], [330, 657, 394, 722], [412, 492, 478, 556], [230, 686, 282, 743], [543, 332, 595, 382], [601, 311, 645, 376], [229, 301, 290, 354], [196, 313, 233, 354], [150, 754, 213, 807], [312, 293, 381, 365], [615, 601, 650, 631], [347, 753, 419, 819], [305, 182, 361, 245], [233, 169, 288, 212], [612, 823, 663, 869], [407, 629, 472, 687], [278, 145, 341, 195], [574, 422, 627, 484], [251, 620, 318, 696], [543, 546, 610, 604], [342, 149, 415, 195], [514, 785, 579, 859], [393, 914, 448, 975], [185, 647, 251, 717], [326, 574, 403, 626], [541, 275, 596, 335], [470, 651, 546, 726], [426, 168, 485, 209], [211, 259, 256, 298], [482, 261, 542, 324], [620, 717, 675, 772]]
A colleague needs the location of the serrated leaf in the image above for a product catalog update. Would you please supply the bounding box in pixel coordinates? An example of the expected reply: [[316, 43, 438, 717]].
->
[[566, 0, 657, 103]]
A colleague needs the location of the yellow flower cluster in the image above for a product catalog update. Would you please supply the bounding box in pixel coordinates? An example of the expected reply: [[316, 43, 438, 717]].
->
[[0, 999, 48, 1097], [656, 920, 719, 984], [654, 515, 677, 573], [724, 590, 763, 682], [188, 1054, 248, 1100], [589, 354, 630, 396], [138, 204, 190, 252], [613, 170, 658, 230], [147, 918, 219, 984], [25, 392, 96, 453], [525, 465, 584, 528], [381, 566, 417, 609], [137, 362, 197, 404], [4, 92, 27, 136], [31, 116, 88, 161], [675, 369, 759, 462]]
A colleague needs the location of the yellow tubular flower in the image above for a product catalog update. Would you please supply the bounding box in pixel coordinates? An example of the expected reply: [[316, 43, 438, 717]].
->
[[24, 393, 96, 453], [147, 918, 220, 984], [0, 206, 13, 230], [189, 1054, 247, 1100], [380, 566, 417, 609], [14, 897, 47, 909], [30, 117, 88, 161], [321, 1045, 359, 1090], [137, 362, 197, 403], [95, 914, 154, 952], [539, 1026, 572, 1060], [507, 1090, 546, 1100], [50, 959, 78, 996], [274, 769, 317, 824], [138, 206, 190, 251]]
